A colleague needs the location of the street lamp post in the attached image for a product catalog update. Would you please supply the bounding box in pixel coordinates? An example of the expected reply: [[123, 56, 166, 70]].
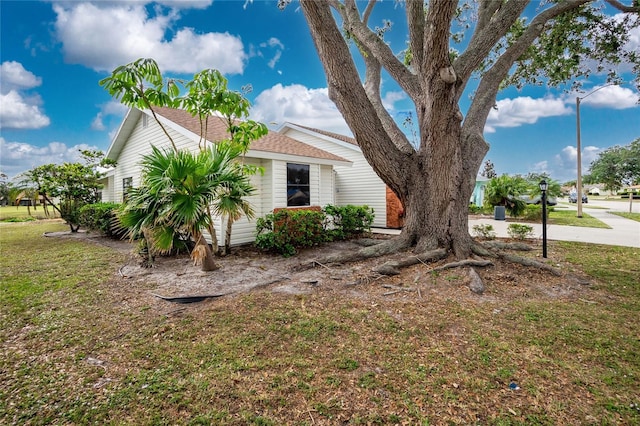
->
[[575, 83, 618, 218], [576, 96, 583, 218], [539, 179, 548, 258]]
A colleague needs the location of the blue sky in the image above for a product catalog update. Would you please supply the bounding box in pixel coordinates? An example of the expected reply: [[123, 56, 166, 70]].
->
[[1, 0, 638, 183]]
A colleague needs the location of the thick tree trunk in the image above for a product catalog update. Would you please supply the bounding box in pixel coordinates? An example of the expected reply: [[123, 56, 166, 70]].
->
[[300, 0, 489, 260]]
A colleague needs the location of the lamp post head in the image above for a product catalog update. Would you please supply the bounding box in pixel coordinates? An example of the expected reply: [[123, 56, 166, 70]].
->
[[539, 179, 548, 192]]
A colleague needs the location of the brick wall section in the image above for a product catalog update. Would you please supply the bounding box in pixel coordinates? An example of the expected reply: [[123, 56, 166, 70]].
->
[[386, 187, 404, 228]]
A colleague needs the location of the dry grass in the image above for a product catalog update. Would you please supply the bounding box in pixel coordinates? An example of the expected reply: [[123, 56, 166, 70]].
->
[[1, 220, 639, 425]]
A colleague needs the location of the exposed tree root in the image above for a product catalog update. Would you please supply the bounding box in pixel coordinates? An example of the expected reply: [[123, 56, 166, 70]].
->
[[467, 268, 485, 294], [312, 237, 412, 266], [483, 241, 532, 251], [497, 252, 562, 276], [432, 259, 493, 272], [352, 238, 384, 247], [372, 248, 448, 276]]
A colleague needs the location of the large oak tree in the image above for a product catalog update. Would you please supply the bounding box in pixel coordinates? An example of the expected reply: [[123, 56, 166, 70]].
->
[[296, 0, 639, 260]]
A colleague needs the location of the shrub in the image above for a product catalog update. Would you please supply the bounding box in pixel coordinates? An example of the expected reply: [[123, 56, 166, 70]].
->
[[507, 223, 534, 240], [255, 204, 375, 256], [79, 202, 124, 238], [255, 208, 327, 256], [469, 204, 483, 214], [323, 204, 374, 239], [522, 204, 542, 221], [472, 224, 496, 240]]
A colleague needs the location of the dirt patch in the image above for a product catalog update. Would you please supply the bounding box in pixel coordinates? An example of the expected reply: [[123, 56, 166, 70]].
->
[[45, 231, 595, 308]]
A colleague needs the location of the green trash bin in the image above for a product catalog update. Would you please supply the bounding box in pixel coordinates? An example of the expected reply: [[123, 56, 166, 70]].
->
[[494, 206, 506, 220]]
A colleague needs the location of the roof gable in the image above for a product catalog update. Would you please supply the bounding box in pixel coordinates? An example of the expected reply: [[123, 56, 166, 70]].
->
[[106, 107, 351, 166], [277, 122, 363, 154]]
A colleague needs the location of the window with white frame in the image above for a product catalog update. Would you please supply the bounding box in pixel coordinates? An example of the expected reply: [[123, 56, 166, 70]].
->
[[287, 163, 310, 206]]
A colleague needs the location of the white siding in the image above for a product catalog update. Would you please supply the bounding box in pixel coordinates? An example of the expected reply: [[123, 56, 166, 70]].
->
[[320, 165, 334, 206], [99, 175, 115, 202], [224, 158, 264, 246], [281, 128, 387, 227], [272, 160, 288, 209], [309, 164, 320, 206], [112, 113, 196, 202]]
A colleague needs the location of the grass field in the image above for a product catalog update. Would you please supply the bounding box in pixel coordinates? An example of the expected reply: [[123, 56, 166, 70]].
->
[[609, 211, 640, 222], [547, 209, 611, 228], [0, 205, 60, 221], [1, 221, 639, 425]]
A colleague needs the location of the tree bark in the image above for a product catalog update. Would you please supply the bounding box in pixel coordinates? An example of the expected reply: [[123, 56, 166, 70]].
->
[[196, 234, 219, 271], [301, 0, 485, 259]]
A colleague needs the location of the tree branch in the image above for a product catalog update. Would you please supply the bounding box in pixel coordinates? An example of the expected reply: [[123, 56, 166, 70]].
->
[[406, 0, 425, 75], [339, 0, 420, 99], [455, 0, 529, 85], [362, 0, 376, 24], [301, 0, 409, 189], [464, 0, 589, 135], [605, 0, 640, 12]]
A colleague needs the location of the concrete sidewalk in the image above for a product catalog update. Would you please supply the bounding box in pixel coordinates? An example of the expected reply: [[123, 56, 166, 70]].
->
[[373, 205, 640, 248]]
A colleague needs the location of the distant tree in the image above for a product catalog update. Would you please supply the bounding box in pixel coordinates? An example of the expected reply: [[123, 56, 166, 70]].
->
[[18, 150, 114, 231], [524, 173, 562, 198], [483, 175, 528, 217], [292, 0, 640, 264], [589, 139, 640, 192], [0, 172, 13, 206], [589, 138, 640, 212], [480, 160, 497, 179]]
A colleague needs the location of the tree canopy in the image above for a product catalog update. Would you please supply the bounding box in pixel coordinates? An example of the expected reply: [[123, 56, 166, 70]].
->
[[18, 150, 114, 232], [588, 138, 640, 191]]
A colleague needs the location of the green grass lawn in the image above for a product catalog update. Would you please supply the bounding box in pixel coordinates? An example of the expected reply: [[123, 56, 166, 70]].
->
[[1, 221, 639, 425], [0, 205, 60, 221], [609, 211, 640, 222], [547, 209, 611, 228]]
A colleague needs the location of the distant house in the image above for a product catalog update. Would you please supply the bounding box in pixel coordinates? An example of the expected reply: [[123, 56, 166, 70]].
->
[[470, 179, 489, 207], [102, 107, 366, 248]]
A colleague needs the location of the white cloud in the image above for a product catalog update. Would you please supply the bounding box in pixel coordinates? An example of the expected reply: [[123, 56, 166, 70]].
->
[[0, 137, 98, 179], [91, 113, 106, 131], [0, 62, 50, 130], [549, 144, 603, 182], [0, 91, 50, 130], [154, 0, 213, 9], [485, 96, 572, 133], [91, 101, 128, 131], [251, 83, 350, 135], [574, 85, 639, 109], [53, 2, 246, 74], [0, 61, 42, 92], [254, 37, 285, 70], [382, 90, 406, 110]]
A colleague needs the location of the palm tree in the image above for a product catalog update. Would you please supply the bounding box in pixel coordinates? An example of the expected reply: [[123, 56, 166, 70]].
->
[[484, 175, 528, 217], [215, 173, 256, 255], [119, 141, 246, 271]]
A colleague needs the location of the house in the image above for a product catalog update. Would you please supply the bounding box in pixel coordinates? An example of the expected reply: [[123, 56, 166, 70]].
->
[[102, 107, 358, 247], [276, 123, 404, 228], [101, 107, 408, 248]]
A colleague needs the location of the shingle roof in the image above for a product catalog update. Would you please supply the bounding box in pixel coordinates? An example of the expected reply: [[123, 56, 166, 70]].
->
[[288, 123, 358, 146], [154, 107, 349, 163]]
